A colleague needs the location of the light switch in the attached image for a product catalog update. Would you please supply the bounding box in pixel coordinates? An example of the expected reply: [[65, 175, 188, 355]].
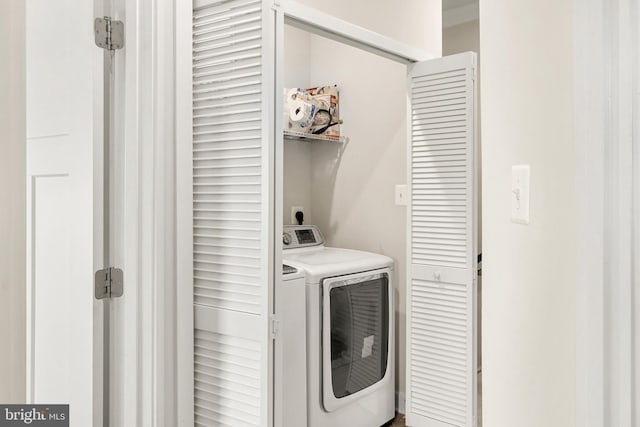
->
[[511, 165, 530, 224], [395, 184, 408, 206]]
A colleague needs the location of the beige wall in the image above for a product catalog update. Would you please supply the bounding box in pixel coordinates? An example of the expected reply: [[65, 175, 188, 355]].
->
[[0, 0, 26, 403], [281, 1, 441, 402], [283, 26, 314, 226], [294, 0, 442, 54], [443, 20, 479, 55], [480, 1, 576, 426], [307, 35, 408, 395]]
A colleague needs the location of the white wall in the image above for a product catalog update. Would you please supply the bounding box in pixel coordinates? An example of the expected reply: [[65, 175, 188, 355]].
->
[[281, 1, 441, 403], [480, 1, 576, 426], [0, 0, 26, 403]]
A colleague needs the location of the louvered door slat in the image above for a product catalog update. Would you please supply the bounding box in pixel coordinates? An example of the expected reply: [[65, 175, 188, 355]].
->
[[193, 0, 263, 314], [406, 52, 478, 427], [192, 0, 271, 426]]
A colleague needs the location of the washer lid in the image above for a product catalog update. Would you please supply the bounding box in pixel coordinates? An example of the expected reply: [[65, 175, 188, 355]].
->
[[283, 247, 393, 283]]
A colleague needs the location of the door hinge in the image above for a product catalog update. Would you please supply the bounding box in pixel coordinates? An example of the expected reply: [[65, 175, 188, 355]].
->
[[270, 315, 280, 339], [95, 267, 124, 300], [94, 17, 124, 51]]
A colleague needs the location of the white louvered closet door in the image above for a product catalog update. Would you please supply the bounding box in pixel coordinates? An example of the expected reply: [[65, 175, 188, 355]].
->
[[191, 0, 274, 426], [406, 52, 478, 427]]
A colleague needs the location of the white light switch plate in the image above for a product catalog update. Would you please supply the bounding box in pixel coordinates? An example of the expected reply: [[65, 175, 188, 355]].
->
[[395, 184, 408, 206], [511, 165, 530, 224]]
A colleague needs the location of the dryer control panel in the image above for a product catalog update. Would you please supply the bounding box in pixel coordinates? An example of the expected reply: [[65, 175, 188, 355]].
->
[[283, 225, 324, 249]]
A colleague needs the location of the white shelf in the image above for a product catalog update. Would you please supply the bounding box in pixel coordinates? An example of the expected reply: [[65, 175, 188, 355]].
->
[[283, 130, 347, 143]]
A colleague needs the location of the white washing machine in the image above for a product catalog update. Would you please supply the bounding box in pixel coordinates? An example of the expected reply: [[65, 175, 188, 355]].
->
[[282, 225, 395, 427]]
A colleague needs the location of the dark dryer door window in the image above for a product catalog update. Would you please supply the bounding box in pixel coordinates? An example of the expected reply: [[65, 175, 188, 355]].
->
[[325, 271, 389, 401]]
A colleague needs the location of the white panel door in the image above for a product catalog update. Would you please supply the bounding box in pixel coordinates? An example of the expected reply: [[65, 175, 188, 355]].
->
[[405, 52, 478, 427], [26, 0, 103, 426], [190, 0, 275, 425]]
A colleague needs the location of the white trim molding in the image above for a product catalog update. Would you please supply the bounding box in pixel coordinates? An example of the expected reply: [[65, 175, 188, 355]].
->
[[575, 0, 640, 426], [396, 391, 406, 415], [281, 0, 433, 63], [108, 0, 179, 425], [175, 0, 194, 424], [443, 2, 479, 29]]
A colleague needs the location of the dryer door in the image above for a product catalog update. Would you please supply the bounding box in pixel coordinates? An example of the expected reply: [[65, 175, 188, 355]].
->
[[322, 268, 392, 412]]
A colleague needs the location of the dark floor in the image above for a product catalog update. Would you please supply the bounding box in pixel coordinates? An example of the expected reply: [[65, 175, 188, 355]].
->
[[389, 413, 406, 427]]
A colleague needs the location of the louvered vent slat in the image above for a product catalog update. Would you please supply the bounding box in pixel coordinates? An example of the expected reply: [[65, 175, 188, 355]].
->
[[192, 1, 264, 426], [192, 0, 265, 311], [411, 69, 469, 269], [409, 277, 468, 426], [194, 329, 262, 427]]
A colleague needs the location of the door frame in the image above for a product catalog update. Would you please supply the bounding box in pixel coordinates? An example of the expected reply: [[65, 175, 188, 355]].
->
[[107, 0, 180, 424], [174, 0, 435, 425], [575, 0, 640, 425], [175, 0, 193, 424], [278, 0, 430, 64], [20, 0, 181, 422]]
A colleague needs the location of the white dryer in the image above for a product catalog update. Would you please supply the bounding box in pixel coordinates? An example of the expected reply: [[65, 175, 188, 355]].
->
[[282, 225, 395, 427]]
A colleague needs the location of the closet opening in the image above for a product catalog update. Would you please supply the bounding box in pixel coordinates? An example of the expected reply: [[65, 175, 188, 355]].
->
[[275, 22, 409, 427]]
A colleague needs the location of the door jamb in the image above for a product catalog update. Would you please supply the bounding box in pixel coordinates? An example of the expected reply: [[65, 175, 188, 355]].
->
[[175, 0, 193, 424], [279, 0, 431, 64], [108, 0, 179, 424], [575, 0, 639, 425]]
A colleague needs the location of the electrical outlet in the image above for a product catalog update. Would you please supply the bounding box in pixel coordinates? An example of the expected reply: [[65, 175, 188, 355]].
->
[[291, 206, 304, 225]]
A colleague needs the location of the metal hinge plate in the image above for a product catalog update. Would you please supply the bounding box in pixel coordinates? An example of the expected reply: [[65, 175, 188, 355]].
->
[[95, 267, 124, 300], [270, 315, 280, 338], [94, 17, 124, 51]]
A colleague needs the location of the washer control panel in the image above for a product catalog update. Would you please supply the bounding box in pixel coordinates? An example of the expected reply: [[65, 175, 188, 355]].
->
[[282, 225, 324, 249]]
